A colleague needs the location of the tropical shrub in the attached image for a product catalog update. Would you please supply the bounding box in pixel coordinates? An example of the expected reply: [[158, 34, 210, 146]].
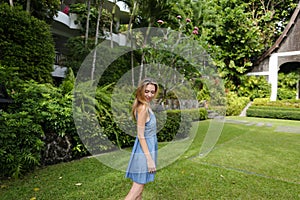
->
[[277, 72, 299, 100], [0, 0, 60, 23], [252, 98, 300, 108], [226, 91, 250, 116], [0, 111, 43, 179], [0, 4, 55, 84], [237, 75, 271, 100], [0, 80, 85, 178]]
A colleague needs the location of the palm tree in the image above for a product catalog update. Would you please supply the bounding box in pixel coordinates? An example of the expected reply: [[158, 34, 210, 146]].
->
[[116, 0, 139, 86], [26, 0, 30, 12], [110, 0, 117, 48], [85, 0, 91, 47], [91, 0, 104, 81], [118, 0, 173, 84], [137, 0, 173, 82]]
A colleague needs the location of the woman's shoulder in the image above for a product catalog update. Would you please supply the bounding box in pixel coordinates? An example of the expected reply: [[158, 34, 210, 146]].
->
[[137, 103, 149, 113]]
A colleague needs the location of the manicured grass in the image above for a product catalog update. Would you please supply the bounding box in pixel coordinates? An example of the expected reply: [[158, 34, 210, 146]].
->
[[1, 117, 299, 199]]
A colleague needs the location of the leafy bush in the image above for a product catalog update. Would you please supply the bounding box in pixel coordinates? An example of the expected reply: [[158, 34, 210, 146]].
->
[[277, 88, 296, 100], [249, 106, 299, 111], [0, 80, 86, 178], [182, 108, 208, 121], [0, 4, 55, 84], [253, 98, 300, 108], [226, 91, 250, 116], [157, 109, 193, 142], [0, 111, 43, 179], [246, 107, 300, 120], [247, 98, 300, 120], [277, 72, 299, 100], [237, 76, 271, 100], [0, 0, 60, 23]]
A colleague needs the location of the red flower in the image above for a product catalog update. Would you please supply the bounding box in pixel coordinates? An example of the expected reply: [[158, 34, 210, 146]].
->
[[186, 18, 191, 23], [192, 30, 198, 35], [177, 15, 182, 19], [194, 26, 199, 31]]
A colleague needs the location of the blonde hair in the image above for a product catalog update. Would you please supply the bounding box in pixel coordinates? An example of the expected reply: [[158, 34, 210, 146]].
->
[[131, 78, 159, 120]]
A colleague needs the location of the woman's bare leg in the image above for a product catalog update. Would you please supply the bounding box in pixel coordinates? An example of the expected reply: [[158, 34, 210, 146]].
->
[[125, 182, 145, 200]]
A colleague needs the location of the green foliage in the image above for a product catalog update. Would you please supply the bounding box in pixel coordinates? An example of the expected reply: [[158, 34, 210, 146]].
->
[[99, 108, 200, 148], [182, 108, 208, 121], [132, 0, 174, 27], [237, 75, 271, 100], [59, 68, 75, 95], [0, 64, 21, 91], [69, 3, 112, 35], [252, 98, 270, 105], [98, 53, 132, 86], [0, 0, 60, 23], [277, 72, 299, 100], [226, 91, 250, 116], [246, 107, 300, 120], [0, 4, 55, 84], [277, 88, 296, 100], [73, 82, 125, 153], [10, 81, 75, 139], [171, 0, 297, 91], [0, 80, 86, 178], [203, 0, 263, 87], [253, 98, 300, 108], [196, 79, 210, 102], [249, 106, 300, 111], [157, 109, 193, 142], [64, 36, 96, 75], [0, 111, 43, 179], [246, 0, 298, 51], [248, 98, 300, 120]]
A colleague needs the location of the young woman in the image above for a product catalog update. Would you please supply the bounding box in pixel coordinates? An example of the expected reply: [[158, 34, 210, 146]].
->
[[125, 78, 159, 200]]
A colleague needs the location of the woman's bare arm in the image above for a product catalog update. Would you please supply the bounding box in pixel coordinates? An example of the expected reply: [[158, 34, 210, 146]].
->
[[136, 104, 156, 172]]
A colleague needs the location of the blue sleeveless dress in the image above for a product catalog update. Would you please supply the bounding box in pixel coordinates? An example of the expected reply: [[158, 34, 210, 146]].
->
[[125, 110, 158, 184]]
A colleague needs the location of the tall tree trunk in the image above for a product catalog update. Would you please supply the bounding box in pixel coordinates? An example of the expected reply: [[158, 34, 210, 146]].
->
[[9, 0, 13, 7], [91, 0, 104, 81], [85, 0, 91, 47], [127, 1, 138, 86], [110, 0, 116, 48], [26, 0, 30, 13], [130, 38, 135, 87], [139, 20, 152, 82], [126, 1, 138, 41]]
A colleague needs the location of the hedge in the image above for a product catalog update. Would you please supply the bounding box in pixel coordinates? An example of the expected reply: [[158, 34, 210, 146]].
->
[[249, 106, 300, 112], [246, 108, 300, 120], [246, 98, 300, 120], [252, 98, 300, 108]]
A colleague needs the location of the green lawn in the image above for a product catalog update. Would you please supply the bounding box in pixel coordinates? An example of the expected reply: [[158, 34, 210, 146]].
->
[[1, 117, 299, 200]]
